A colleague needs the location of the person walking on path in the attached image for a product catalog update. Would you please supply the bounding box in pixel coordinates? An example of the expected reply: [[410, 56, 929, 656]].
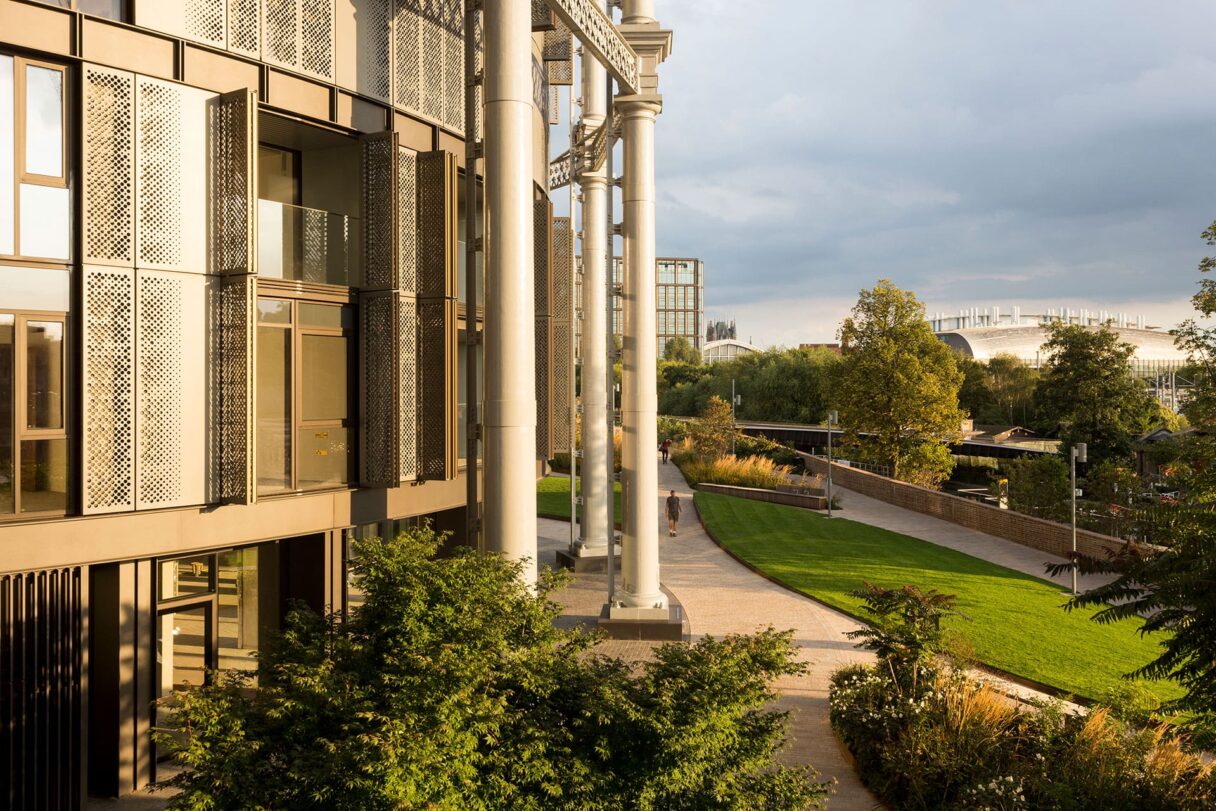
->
[[666, 489, 682, 536], [660, 438, 672, 464]]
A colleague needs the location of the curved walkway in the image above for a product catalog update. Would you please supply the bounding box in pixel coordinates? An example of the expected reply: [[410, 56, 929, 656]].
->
[[538, 454, 885, 810]]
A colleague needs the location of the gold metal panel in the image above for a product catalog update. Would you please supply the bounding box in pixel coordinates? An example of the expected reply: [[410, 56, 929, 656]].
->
[[208, 89, 258, 275], [359, 290, 399, 486], [417, 297, 456, 480], [82, 19, 177, 81], [0, 1, 73, 55], [82, 66, 136, 267], [360, 131, 399, 290], [550, 216, 574, 452], [416, 150, 457, 300], [183, 46, 261, 94]]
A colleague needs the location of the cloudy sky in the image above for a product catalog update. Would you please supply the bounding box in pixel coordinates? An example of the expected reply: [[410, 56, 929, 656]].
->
[[618, 0, 1216, 345]]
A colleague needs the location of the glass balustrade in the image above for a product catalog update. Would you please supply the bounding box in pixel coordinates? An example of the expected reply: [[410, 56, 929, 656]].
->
[[257, 200, 360, 287]]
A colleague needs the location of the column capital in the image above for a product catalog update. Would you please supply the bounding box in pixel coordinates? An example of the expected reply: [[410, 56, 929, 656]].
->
[[614, 95, 663, 118]]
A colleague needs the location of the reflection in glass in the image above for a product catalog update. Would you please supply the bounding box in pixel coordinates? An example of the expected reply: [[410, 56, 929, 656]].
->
[[218, 547, 269, 682], [19, 438, 66, 513], [156, 605, 209, 739], [24, 66, 62, 178], [299, 302, 351, 330], [298, 426, 350, 489], [257, 298, 291, 324], [301, 334, 348, 421], [158, 555, 213, 601], [77, 0, 127, 20], [25, 320, 62, 429], [0, 315, 12, 513], [19, 184, 69, 259], [256, 326, 292, 493], [0, 57, 13, 255], [257, 200, 358, 286]]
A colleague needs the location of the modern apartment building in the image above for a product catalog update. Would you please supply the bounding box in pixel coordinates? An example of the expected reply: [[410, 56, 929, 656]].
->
[[576, 255, 702, 357], [0, 1, 574, 803]]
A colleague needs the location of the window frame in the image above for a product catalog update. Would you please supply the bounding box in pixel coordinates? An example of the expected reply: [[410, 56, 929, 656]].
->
[[1, 308, 69, 519], [255, 287, 356, 496], [29, 0, 129, 21], [1, 55, 70, 264]]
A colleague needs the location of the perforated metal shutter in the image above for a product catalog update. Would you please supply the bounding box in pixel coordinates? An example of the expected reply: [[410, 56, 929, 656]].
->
[[83, 66, 135, 267], [0, 567, 86, 810], [360, 291, 400, 486], [535, 200, 554, 460], [82, 267, 137, 514], [394, 0, 464, 132], [551, 216, 575, 453]]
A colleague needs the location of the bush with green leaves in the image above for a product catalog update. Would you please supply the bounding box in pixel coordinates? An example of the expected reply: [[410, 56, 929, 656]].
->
[[159, 524, 830, 810]]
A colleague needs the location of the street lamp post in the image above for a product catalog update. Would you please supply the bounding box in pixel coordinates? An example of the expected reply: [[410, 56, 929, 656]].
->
[[1070, 442, 1087, 595], [827, 410, 838, 518], [731, 378, 740, 456]]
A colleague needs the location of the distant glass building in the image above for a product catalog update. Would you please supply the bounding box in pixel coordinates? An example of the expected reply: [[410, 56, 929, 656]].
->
[[606, 257, 704, 356]]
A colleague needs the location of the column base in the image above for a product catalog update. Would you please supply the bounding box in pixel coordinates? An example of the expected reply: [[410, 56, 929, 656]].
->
[[555, 542, 619, 573], [599, 602, 685, 641]]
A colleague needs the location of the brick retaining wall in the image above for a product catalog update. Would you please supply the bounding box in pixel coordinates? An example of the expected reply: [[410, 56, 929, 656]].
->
[[697, 482, 827, 510], [804, 455, 1126, 560]]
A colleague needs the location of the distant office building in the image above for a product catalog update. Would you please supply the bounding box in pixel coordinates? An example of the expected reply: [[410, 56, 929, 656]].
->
[[578, 257, 705, 357], [703, 338, 760, 363]]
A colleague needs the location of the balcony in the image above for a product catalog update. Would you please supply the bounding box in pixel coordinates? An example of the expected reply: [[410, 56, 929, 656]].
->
[[257, 200, 360, 287]]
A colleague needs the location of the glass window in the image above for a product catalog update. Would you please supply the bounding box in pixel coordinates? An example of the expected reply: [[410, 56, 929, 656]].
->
[[298, 426, 350, 489], [0, 57, 12, 256], [25, 320, 62, 429], [258, 145, 299, 206], [302, 334, 348, 420], [217, 547, 266, 680], [0, 315, 12, 514], [256, 326, 292, 494], [299, 302, 350, 329], [18, 184, 69, 260], [19, 438, 66, 513], [258, 298, 292, 324], [32, 0, 126, 20], [24, 66, 62, 178], [158, 555, 213, 601]]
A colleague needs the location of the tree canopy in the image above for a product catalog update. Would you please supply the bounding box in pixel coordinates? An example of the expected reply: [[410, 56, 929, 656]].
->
[[832, 280, 965, 486], [1033, 322, 1156, 465], [159, 525, 829, 809], [662, 335, 702, 365]]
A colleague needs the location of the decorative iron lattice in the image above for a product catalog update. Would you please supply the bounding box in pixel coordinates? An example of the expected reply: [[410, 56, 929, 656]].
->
[[531, 0, 554, 30], [534, 200, 552, 316], [442, 0, 463, 132], [361, 133, 397, 290], [83, 67, 135, 266], [420, 2, 444, 123], [547, 60, 573, 87], [360, 0, 392, 101], [83, 267, 136, 513], [185, 0, 227, 46], [135, 79, 183, 269], [301, 0, 335, 79], [361, 292, 399, 486], [543, 21, 572, 61], [208, 90, 256, 274], [550, 216, 575, 452], [228, 0, 261, 56], [417, 150, 455, 300], [418, 299, 454, 480], [543, 0, 640, 94], [535, 315, 553, 460], [136, 272, 184, 508], [397, 147, 418, 293], [0, 567, 86, 810], [263, 0, 298, 68], [393, 0, 421, 111], [399, 296, 419, 480], [217, 275, 256, 503]]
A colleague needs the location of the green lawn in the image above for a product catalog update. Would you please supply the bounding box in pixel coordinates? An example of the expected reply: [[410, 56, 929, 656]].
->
[[537, 476, 622, 525], [695, 491, 1179, 703]]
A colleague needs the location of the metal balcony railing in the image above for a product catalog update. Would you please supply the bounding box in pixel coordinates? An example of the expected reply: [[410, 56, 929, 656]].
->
[[257, 200, 360, 286]]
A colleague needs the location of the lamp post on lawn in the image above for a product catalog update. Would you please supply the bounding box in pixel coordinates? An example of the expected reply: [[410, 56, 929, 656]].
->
[[827, 410, 838, 518], [1070, 442, 1087, 595], [731, 378, 741, 456]]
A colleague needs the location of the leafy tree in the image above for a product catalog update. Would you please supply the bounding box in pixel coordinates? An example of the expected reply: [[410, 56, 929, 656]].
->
[[662, 335, 702, 365], [160, 525, 830, 809], [1050, 507, 1216, 739], [846, 583, 958, 692], [985, 353, 1039, 426], [1174, 220, 1216, 429], [955, 353, 995, 424], [1033, 322, 1156, 465], [833, 280, 966, 486], [687, 395, 735, 460], [1003, 454, 1070, 521]]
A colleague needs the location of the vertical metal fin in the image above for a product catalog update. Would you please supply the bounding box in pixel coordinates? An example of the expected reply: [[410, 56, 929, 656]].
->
[[535, 200, 554, 460], [551, 216, 575, 453]]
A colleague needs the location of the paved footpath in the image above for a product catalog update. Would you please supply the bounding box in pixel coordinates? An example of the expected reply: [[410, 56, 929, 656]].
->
[[539, 455, 885, 810]]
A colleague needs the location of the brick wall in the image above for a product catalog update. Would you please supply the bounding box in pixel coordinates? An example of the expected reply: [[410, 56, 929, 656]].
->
[[804, 456, 1126, 560], [697, 482, 826, 510]]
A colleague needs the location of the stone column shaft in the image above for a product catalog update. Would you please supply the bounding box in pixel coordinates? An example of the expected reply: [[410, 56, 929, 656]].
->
[[483, 0, 537, 583], [577, 7, 610, 556]]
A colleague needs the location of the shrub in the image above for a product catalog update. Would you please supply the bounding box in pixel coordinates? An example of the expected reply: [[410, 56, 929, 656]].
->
[[677, 454, 792, 490]]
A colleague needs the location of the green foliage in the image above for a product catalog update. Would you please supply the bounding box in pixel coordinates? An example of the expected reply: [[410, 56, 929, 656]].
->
[[659, 347, 839, 424], [1050, 506, 1216, 735], [662, 335, 702, 365], [734, 432, 801, 468], [833, 280, 965, 486], [687, 395, 735, 460], [537, 475, 621, 525], [846, 583, 957, 692], [984, 353, 1040, 426], [830, 663, 1216, 811], [1173, 220, 1216, 429], [1033, 321, 1157, 465], [1002, 454, 1070, 521], [676, 453, 792, 490], [159, 524, 828, 810], [656, 415, 688, 444], [1082, 459, 1141, 510], [955, 353, 996, 424]]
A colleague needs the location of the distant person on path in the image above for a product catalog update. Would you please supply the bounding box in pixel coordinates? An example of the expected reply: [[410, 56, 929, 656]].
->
[[666, 489, 682, 536], [660, 438, 672, 464]]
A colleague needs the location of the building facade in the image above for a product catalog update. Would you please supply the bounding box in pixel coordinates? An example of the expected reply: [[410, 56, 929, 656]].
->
[[0, 1, 574, 803], [589, 255, 702, 357]]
